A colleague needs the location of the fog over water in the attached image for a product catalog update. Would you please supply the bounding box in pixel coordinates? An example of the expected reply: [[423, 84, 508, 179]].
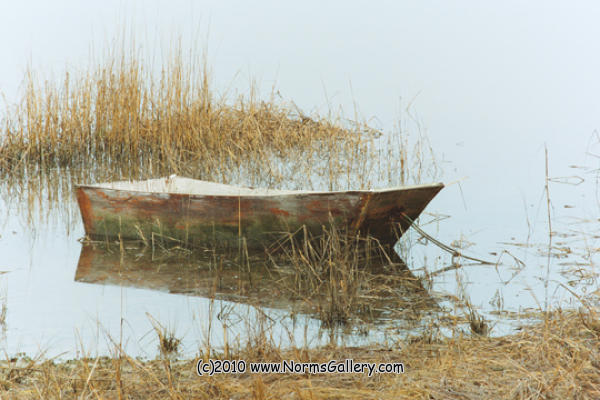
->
[[1, 1, 599, 357]]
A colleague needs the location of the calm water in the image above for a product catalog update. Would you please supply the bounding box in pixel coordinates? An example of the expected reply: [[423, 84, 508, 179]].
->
[[1, 1, 600, 358], [0, 138, 598, 358]]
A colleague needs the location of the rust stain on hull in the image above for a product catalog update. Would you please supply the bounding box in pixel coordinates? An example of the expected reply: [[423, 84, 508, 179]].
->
[[269, 208, 291, 217], [75, 189, 94, 235]]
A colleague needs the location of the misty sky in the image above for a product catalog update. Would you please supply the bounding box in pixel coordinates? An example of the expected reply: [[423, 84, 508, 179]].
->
[[2, 0, 599, 220]]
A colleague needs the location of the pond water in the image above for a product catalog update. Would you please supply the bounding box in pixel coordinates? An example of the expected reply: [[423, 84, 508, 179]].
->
[[0, 137, 597, 359], [1, 1, 600, 359]]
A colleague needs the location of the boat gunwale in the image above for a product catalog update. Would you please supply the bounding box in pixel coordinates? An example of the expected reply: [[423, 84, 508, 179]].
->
[[74, 180, 444, 198]]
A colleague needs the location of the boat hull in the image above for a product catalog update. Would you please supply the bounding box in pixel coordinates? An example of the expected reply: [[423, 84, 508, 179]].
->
[[75, 180, 443, 250]]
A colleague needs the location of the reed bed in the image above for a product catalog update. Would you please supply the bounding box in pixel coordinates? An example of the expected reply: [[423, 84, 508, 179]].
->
[[0, 47, 379, 204], [0, 52, 361, 180], [0, 42, 435, 231]]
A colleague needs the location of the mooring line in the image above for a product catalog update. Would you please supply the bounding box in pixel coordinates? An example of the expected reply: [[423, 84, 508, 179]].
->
[[401, 214, 494, 265]]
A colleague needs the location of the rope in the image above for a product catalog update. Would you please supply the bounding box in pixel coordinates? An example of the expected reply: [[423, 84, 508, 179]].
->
[[401, 214, 494, 265]]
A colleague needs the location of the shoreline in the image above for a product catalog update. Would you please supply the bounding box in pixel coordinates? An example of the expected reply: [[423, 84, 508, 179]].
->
[[2, 310, 598, 399]]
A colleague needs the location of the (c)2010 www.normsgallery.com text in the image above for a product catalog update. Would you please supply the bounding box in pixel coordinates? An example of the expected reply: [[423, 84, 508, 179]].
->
[[197, 359, 405, 377]]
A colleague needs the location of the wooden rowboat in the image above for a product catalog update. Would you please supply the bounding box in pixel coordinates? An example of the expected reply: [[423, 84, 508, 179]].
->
[[75, 176, 443, 250]]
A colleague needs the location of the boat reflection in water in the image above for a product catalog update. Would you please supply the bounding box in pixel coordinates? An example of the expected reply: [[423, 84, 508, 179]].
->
[[75, 243, 299, 309], [75, 242, 438, 327]]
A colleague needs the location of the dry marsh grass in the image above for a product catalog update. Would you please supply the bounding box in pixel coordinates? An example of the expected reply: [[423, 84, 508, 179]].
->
[[267, 226, 433, 327], [0, 45, 388, 188], [1, 310, 599, 399]]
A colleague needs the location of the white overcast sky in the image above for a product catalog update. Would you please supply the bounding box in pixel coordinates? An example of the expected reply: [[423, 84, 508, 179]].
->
[[2, 0, 600, 209]]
